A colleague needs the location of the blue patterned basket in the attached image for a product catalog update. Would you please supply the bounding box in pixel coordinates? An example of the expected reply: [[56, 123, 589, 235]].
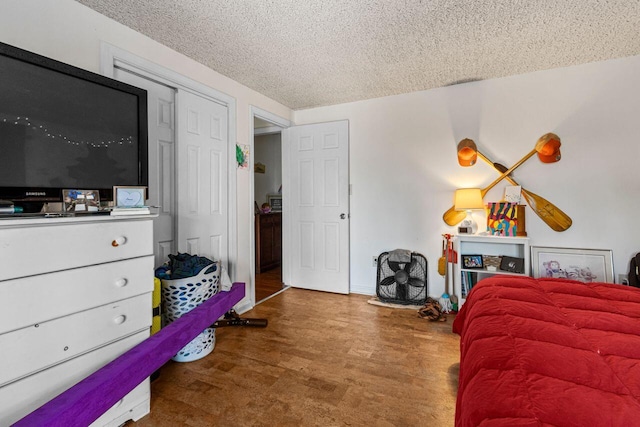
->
[[161, 263, 220, 362]]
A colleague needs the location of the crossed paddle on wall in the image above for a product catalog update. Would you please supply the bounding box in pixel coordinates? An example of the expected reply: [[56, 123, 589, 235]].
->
[[443, 133, 572, 232]]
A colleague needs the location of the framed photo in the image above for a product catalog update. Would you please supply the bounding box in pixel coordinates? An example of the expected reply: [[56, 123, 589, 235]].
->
[[531, 246, 614, 283], [113, 186, 147, 208], [63, 189, 100, 213], [500, 256, 525, 274], [462, 254, 484, 269], [267, 194, 282, 212]]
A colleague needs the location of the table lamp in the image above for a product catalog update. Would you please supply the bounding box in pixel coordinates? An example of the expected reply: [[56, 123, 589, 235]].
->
[[454, 188, 484, 234]]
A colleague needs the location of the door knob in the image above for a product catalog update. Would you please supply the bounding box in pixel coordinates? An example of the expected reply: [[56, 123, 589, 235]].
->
[[340, 213, 346, 219]]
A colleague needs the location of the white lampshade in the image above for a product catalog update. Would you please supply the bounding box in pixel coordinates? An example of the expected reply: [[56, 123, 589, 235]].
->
[[454, 188, 484, 211]]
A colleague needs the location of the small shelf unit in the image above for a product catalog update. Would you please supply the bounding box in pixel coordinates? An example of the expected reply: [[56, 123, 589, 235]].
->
[[453, 234, 530, 306]]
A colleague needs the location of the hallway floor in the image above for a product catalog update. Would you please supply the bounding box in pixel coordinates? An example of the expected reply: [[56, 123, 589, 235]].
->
[[255, 266, 284, 302]]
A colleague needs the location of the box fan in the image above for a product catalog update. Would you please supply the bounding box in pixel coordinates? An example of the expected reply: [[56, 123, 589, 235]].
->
[[376, 251, 428, 305]]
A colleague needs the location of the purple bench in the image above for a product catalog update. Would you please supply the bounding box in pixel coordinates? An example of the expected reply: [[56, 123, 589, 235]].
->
[[14, 282, 245, 427]]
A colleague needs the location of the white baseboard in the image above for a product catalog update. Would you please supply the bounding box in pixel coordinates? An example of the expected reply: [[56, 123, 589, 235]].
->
[[350, 283, 375, 295]]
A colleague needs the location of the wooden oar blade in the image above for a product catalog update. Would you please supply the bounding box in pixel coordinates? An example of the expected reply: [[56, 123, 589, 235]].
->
[[491, 161, 572, 232], [443, 206, 467, 226], [520, 189, 572, 232]]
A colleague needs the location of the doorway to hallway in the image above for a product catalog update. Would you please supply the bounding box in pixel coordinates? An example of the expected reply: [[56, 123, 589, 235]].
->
[[250, 107, 291, 305], [254, 123, 284, 302]]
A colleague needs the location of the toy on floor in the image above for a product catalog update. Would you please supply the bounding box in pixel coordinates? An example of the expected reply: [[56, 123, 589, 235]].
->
[[212, 310, 268, 328]]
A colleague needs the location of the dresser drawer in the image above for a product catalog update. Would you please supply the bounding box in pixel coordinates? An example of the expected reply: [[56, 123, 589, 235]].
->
[[0, 293, 151, 387], [0, 256, 154, 334], [0, 330, 149, 426], [0, 219, 153, 281]]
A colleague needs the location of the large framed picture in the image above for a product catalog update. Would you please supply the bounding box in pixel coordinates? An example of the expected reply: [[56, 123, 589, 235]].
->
[[531, 246, 614, 283]]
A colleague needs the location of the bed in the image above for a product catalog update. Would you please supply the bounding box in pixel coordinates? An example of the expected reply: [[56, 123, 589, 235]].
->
[[452, 275, 640, 426]]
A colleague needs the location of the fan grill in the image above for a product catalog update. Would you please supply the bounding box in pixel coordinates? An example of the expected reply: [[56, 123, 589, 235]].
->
[[376, 251, 428, 305]]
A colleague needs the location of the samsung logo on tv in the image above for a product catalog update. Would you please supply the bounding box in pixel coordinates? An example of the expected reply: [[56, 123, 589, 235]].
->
[[25, 192, 47, 196]]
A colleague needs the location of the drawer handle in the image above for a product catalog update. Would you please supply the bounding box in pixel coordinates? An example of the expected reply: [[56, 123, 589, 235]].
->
[[112, 236, 127, 247], [115, 278, 128, 288], [113, 315, 127, 325]]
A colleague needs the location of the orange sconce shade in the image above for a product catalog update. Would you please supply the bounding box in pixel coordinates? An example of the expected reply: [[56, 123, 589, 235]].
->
[[535, 133, 561, 163], [457, 138, 478, 166]]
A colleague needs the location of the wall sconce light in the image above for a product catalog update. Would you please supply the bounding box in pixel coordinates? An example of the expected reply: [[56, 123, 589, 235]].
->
[[535, 133, 561, 163], [454, 188, 484, 234], [457, 138, 478, 166]]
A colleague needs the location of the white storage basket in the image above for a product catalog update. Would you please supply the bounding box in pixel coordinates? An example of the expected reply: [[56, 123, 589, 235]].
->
[[161, 263, 221, 362]]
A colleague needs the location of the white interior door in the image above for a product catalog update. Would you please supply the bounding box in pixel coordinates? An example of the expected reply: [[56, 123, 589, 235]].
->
[[113, 68, 176, 268], [283, 120, 349, 294], [176, 89, 229, 265]]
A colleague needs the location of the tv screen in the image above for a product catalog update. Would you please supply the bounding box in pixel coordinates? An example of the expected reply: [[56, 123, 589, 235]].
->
[[0, 42, 148, 210]]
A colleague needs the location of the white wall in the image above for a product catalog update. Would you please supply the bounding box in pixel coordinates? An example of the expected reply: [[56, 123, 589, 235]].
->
[[254, 133, 282, 207], [294, 55, 640, 296], [0, 0, 293, 304]]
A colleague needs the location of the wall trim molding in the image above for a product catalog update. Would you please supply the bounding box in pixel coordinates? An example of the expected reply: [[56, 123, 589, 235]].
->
[[350, 283, 374, 296], [254, 125, 283, 136]]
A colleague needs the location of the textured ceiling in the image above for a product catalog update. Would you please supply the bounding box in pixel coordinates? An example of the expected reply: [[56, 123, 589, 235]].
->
[[76, 0, 640, 110]]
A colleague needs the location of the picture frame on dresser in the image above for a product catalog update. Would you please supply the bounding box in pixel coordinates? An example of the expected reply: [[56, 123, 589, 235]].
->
[[62, 189, 100, 213], [113, 186, 147, 208], [531, 246, 614, 283]]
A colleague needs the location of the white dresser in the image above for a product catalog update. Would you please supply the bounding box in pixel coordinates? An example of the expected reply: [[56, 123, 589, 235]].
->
[[0, 215, 155, 426]]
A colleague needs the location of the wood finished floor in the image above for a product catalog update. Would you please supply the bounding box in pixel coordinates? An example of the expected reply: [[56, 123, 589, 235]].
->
[[255, 266, 284, 302], [130, 289, 460, 427]]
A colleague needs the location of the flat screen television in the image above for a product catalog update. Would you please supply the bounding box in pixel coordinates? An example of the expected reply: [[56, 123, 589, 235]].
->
[[0, 41, 148, 212]]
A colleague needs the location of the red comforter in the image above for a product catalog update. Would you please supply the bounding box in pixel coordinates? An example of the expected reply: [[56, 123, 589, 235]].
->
[[453, 276, 640, 427]]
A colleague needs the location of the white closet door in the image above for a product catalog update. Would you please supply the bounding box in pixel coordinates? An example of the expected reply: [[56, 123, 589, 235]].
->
[[114, 68, 176, 268], [176, 89, 229, 265]]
